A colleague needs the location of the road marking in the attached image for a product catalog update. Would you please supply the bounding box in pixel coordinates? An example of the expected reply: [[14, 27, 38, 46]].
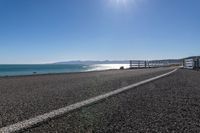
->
[[0, 68, 177, 133]]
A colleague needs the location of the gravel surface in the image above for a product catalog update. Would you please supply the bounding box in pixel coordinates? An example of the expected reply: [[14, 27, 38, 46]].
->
[[0, 68, 173, 128], [25, 69, 200, 133]]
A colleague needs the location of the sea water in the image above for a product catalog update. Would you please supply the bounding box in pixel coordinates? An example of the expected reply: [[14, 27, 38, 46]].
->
[[0, 64, 130, 77]]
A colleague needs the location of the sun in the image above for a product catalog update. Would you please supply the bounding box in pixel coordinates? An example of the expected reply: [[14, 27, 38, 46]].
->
[[115, 0, 127, 3], [109, 0, 135, 8], [110, 0, 129, 5], [107, 0, 141, 10]]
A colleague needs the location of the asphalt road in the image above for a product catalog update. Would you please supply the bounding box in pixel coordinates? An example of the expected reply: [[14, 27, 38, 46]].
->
[[25, 69, 200, 133], [0, 68, 173, 129]]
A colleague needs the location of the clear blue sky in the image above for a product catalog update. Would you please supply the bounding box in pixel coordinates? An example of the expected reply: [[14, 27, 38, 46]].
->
[[0, 0, 200, 64]]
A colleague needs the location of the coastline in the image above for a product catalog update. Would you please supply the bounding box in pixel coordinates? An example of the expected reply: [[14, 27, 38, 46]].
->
[[0, 64, 130, 77], [0, 68, 118, 78]]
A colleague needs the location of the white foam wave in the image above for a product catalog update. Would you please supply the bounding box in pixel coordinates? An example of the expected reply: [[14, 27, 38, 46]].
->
[[86, 64, 130, 71]]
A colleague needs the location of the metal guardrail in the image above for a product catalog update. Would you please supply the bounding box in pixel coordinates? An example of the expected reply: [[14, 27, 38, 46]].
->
[[129, 60, 181, 69], [183, 57, 200, 70]]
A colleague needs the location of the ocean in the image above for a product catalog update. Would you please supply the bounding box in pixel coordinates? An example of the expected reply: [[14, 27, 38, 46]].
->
[[0, 64, 130, 77]]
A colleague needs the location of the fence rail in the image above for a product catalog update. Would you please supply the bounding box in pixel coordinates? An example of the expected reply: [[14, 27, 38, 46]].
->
[[183, 57, 200, 70], [129, 60, 181, 69]]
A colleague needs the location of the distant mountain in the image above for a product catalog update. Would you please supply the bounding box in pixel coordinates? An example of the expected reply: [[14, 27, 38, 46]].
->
[[183, 56, 200, 59], [151, 59, 182, 64], [54, 60, 130, 65], [54, 59, 183, 65]]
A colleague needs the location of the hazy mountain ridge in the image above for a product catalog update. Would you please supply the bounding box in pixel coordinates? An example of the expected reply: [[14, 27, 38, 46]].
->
[[54, 59, 182, 65], [54, 60, 130, 65], [184, 56, 200, 59]]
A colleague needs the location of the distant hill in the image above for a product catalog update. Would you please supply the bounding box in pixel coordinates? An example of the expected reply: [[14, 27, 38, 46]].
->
[[183, 56, 200, 59], [54, 59, 182, 65], [151, 59, 182, 64], [54, 60, 130, 65]]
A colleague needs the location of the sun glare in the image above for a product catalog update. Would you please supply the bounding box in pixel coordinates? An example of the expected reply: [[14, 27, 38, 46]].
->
[[108, 0, 138, 8], [110, 0, 129, 6], [114, 0, 128, 4]]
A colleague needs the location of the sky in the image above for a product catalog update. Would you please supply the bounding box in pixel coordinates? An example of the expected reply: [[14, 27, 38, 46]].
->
[[0, 0, 200, 64]]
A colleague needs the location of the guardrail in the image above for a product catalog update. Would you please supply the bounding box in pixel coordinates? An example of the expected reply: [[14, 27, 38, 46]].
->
[[183, 57, 200, 70], [130, 60, 181, 69]]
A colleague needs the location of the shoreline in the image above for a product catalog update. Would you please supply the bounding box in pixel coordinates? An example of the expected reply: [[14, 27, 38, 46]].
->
[[0, 63, 131, 78], [0, 68, 121, 78]]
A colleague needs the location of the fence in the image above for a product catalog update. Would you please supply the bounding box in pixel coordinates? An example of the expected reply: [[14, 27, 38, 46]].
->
[[183, 57, 200, 70], [129, 60, 181, 69]]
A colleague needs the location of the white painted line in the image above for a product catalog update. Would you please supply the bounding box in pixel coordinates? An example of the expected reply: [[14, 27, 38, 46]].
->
[[0, 69, 178, 133]]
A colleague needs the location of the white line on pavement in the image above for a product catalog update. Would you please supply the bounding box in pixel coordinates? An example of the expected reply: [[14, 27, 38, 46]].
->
[[0, 68, 178, 133]]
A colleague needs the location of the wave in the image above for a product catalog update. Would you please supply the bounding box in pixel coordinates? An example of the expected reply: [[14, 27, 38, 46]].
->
[[86, 64, 130, 71]]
